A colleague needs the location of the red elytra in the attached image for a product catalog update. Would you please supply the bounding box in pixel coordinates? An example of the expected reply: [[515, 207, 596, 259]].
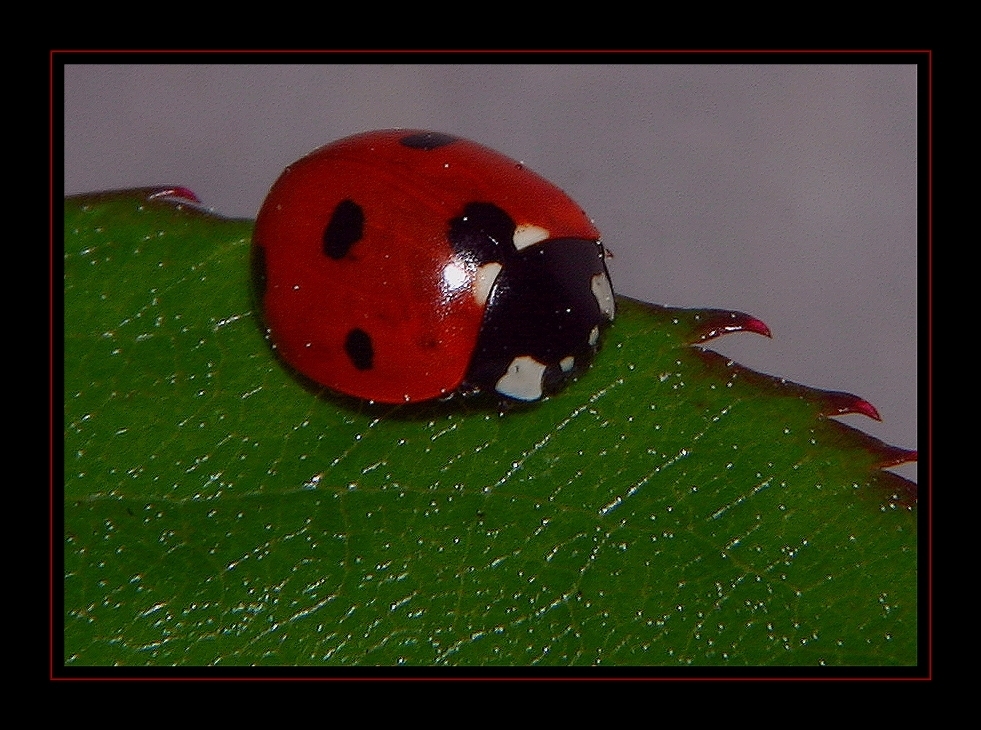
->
[[252, 129, 608, 404]]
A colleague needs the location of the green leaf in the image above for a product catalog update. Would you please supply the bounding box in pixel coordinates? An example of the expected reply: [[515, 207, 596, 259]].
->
[[63, 189, 917, 667]]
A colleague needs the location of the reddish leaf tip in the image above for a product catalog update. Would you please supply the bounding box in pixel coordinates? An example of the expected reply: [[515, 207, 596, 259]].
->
[[850, 397, 882, 421], [690, 310, 773, 344], [743, 316, 773, 338], [822, 391, 882, 420], [879, 447, 918, 468], [146, 186, 201, 204]]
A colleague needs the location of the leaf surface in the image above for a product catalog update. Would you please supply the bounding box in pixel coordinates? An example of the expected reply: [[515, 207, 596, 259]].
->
[[63, 190, 917, 666]]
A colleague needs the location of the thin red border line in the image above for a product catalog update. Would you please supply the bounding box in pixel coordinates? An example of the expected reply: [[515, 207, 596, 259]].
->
[[49, 50, 55, 681], [51, 52, 928, 679], [927, 49, 933, 681], [48, 48, 932, 56]]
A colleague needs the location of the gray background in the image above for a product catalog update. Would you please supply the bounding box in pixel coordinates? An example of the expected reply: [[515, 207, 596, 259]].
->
[[64, 63, 918, 482]]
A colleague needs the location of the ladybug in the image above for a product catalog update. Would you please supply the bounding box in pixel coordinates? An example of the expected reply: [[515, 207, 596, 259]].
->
[[252, 129, 615, 404]]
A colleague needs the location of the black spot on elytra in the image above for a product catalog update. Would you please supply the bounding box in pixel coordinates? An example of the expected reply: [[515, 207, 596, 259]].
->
[[323, 199, 364, 259], [250, 242, 267, 300], [448, 202, 517, 265], [345, 328, 374, 371], [400, 132, 458, 150]]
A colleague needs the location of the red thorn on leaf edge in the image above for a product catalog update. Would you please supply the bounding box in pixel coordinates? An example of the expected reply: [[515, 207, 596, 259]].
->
[[690, 310, 773, 344], [740, 316, 772, 339], [146, 186, 201, 204], [821, 391, 882, 421], [877, 447, 918, 469]]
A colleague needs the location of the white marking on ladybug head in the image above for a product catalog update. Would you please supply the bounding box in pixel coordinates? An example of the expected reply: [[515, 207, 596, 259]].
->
[[495, 355, 547, 401], [560, 356, 575, 373], [473, 262, 502, 307], [591, 272, 615, 321], [513, 224, 550, 250], [588, 326, 600, 347]]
